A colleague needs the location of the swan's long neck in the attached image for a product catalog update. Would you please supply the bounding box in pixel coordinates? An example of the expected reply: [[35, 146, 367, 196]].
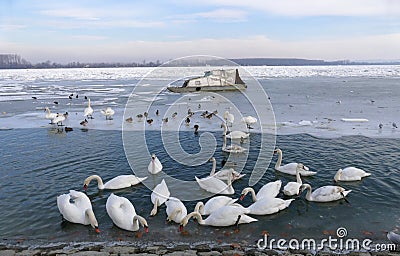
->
[[88, 99, 91, 107], [133, 215, 148, 230], [303, 184, 312, 201], [151, 198, 159, 216], [194, 202, 204, 214], [222, 123, 227, 135], [85, 209, 98, 229], [210, 158, 217, 176], [295, 168, 302, 184], [223, 135, 227, 148], [334, 170, 342, 182], [86, 175, 104, 189], [246, 188, 257, 202], [183, 211, 204, 226], [46, 108, 51, 114], [275, 149, 282, 170]]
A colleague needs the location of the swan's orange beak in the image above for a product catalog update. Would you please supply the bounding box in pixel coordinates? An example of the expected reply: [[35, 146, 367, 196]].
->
[[144, 226, 149, 233], [240, 194, 245, 201], [179, 225, 184, 232], [95, 227, 100, 233], [83, 184, 88, 191]]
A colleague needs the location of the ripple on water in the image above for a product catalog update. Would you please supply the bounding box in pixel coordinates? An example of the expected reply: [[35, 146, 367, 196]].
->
[[0, 129, 399, 245]]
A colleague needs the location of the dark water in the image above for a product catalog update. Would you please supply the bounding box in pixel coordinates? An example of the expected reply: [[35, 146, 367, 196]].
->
[[0, 128, 399, 246]]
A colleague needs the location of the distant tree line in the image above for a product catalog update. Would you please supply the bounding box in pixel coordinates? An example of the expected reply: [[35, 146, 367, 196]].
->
[[0, 54, 162, 69], [1, 54, 399, 69]]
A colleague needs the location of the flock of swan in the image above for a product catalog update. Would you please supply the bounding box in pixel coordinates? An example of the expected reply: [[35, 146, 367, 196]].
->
[[44, 98, 115, 127], [56, 111, 373, 234]]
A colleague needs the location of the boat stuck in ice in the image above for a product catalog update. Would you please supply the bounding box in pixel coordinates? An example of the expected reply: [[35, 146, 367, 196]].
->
[[167, 69, 247, 93]]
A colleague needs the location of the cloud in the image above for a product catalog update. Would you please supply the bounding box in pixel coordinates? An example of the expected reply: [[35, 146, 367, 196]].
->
[[170, 8, 247, 24], [0, 24, 26, 31], [40, 8, 100, 20], [192, 0, 400, 17]]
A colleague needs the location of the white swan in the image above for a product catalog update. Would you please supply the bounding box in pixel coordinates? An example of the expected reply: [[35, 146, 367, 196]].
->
[[209, 157, 245, 181], [100, 107, 115, 120], [194, 196, 238, 215], [150, 179, 170, 216], [57, 190, 100, 233], [106, 193, 148, 232], [222, 134, 246, 153], [241, 116, 258, 129], [195, 170, 235, 195], [334, 167, 371, 182], [45, 107, 57, 123], [223, 111, 234, 126], [300, 184, 352, 202], [274, 148, 316, 176], [221, 122, 249, 140], [247, 197, 294, 215], [180, 205, 257, 229], [83, 174, 147, 191], [52, 113, 66, 126], [148, 154, 163, 174], [240, 180, 282, 202], [165, 197, 187, 223], [283, 164, 305, 196], [84, 98, 94, 119]]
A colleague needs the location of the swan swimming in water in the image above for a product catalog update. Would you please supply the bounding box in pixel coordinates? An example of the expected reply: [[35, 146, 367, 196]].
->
[[57, 190, 100, 233], [84, 98, 94, 119], [274, 148, 316, 176], [283, 164, 306, 196], [196, 169, 235, 195], [221, 122, 249, 140], [150, 179, 170, 216], [106, 193, 148, 232], [222, 134, 246, 153], [83, 174, 148, 191], [240, 180, 282, 202], [334, 167, 371, 182], [246, 197, 294, 215], [209, 157, 245, 181], [300, 184, 352, 202], [148, 154, 163, 174], [180, 205, 257, 229], [100, 107, 115, 120], [165, 197, 187, 224], [194, 196, 238, 215]]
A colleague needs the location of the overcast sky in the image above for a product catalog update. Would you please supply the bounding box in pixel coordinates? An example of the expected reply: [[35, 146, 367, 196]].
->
[[1, 0, 400, 63]]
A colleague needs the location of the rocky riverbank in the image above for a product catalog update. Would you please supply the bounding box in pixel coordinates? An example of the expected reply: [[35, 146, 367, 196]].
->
[[0, 242, 399, 256]]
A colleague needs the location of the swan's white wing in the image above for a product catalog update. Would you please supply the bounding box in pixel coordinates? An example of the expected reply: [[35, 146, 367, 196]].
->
[[205, 205, 250, 226], [151, 179, 170, 206], [126, 175, 147, 185], [342, 167, 370, 179], [248, 198, 293, 215], [283, 182, 302, 196], [257, 180, 281, 199], [104, 175, 138, 189], [203, 196, 238, 215], [165, 197, 187, 223], [106, 194, 136, 231], [196, 176, 232, 195]]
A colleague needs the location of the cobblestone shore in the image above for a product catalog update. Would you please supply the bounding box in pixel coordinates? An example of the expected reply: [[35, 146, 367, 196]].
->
[[0, 242, 399, 256]]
